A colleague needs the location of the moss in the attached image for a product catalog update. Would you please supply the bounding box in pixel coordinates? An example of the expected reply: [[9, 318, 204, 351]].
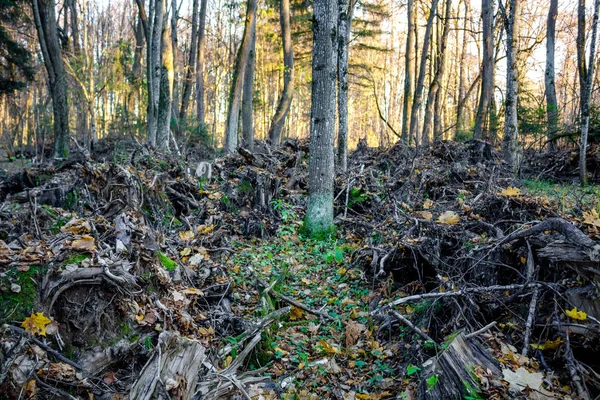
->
[[303, 193, 335, 239], [0, 266, 44, 324], [158, 252, 177, 271], [62, 253, 89, 267]]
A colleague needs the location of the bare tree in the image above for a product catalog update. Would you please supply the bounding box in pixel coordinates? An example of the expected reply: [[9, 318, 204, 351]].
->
[[157, 26, 174, 149], [501, 0, 520, 172], [545, 0, 558, 151], [401, 0, 415, 143], [578, 0, 600, 185], [178, 0, 200, 137], [306, 0, 337, 236], [242, 23, 256, 150], [196, 0, 208, 124], [32, 0, 70, 158], [473, 0, 494, 140], [224, 0, 257, 152], [268, 0, 295, 146]]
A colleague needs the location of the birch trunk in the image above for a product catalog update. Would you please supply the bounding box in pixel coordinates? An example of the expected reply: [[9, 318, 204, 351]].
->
[[306, 0, 337, 236], [473, 0, 494, 140], [545, 0, 558, 151], [400, 0, 414, 143], [195, 0, 208, 124], [156, 24, 174, 150], [502, 0, 519, 173]]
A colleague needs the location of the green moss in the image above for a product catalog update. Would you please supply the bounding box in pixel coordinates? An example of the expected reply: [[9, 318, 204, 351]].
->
[[62, 253, 89, 268], [158, 252, 177, 271], [0, 266, 44, 324], [304, 193, 335, 239]]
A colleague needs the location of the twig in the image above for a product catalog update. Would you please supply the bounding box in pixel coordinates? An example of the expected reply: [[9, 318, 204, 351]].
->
[[27, 190, 42, 239], [34, 374, 79, 400], [371, 283, 544, 316], [522, 241, 540, 356], [5, 325, 84, 371], [465, 321, 498, 339], [389, 310, 436, 344]]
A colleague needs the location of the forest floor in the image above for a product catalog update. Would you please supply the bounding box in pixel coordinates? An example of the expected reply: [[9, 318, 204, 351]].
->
[[0, 138, 600, 399]]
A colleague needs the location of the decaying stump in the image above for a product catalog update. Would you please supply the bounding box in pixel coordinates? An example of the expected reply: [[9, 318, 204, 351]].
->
[[129, 331, 206, 400], [417, 333, 501, 399]]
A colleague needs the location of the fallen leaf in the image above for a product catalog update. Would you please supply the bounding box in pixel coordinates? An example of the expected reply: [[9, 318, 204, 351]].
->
[[415, 211, 433, 221], [502, 367, 548, 394], [316, 339, 339, 354], [345, 321, 366, 347], [182, 287, 204, 296], [530, 338, 563, 350], [71, 235, 96, 252], [437, 211, 460, 225], [289, 306, 304, 321], [180, 247, 192, 256], [196, 224, 215, 235], [499, 187, 521, 197], [423, 199, 434, 209], [22, 312, 52, 336], [60, 218, 92, 234], [565, 307, 587, 321], [582, 210, 600, 228], [179, 230, 195, 242]]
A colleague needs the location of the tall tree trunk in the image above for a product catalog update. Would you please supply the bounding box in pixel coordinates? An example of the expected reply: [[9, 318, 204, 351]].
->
[[268, 0, 295, 146], [545, 0, 558, 151], [579, 0, 600, 185], [473, 0, 494, 140], [306, 0, 337, 236], [502, 0, 519, 173], [401, 0, 415, 143], [195, 0, 208, 124], [224, 0, 258, 152], [422, 0, 451, 144], [143, 0, 165, 146], [335, 0, 355, 171], [242, 24, 256, 150], [170, 0, 180, 130], [408, 0, 440, 146], [178, 0, 199, 137], [32, 0, 70, 158], [456, 0, 469, 137], [157, 25, 174, 149]]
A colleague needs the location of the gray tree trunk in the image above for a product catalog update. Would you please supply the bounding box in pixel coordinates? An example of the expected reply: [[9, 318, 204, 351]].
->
[[545, 0, 558, 151], [178, 0, 200, 137], [422, 0, 451, 144], [335, 0, 355, 171], [242, 24, 256, 150], [306, 0, 337, 236], [456, 0, 469, 137], [32, 0, 70, 158], [578, 0, 600, 185], [224, 0, 258, 152], [156, 25, 174, 150], [473, 0, 494, 140], [401, 0, 415, 143], [196, 0, 208, 124], [408, 0, 440, 146], [145, 0, 165, 147], [268, 0, 295, 146], [502, 0, 519, 173]]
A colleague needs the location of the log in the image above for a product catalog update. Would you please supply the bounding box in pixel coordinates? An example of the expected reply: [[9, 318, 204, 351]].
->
[[130, 331, 206, 400], [417, 333, 501, 399]]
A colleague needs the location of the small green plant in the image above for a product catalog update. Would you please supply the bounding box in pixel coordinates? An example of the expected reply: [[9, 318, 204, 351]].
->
[[157, 252, 177, 271], [426, 374, 439, 392], [348, 187, 370, 207], [406, 364, 421, 376]]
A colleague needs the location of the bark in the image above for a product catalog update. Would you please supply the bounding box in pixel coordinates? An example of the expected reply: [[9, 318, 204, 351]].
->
[[195, 0, 208, 124], [32, 0, 70, 158], [268, 0, 295, 146], [132, 15, 145, 81], [401, 0, 415, 143], [456, 0, 469, 137], [579, 0, 600, 185], [473, 0, 494, 140], [545, 0, 558, 151], [144, 0, 165, 146], [157, 26, 174, 150], [178, 0, 200, 137], [335, 0, 355, 171], [422, 0, 451, 144], [170, 0, 180, 124], [503, 0, 519, 173], [224, 0, 258, 153], [306, 0, 337, 236], [242, 24, 256, 151], [408, 0, 440, 146]]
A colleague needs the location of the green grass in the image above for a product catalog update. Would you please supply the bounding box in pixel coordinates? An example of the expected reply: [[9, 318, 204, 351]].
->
[[522, 179, 600, 215]]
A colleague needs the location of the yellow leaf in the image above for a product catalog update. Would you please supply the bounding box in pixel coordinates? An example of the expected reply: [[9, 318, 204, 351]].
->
[[356, 394, 371, 400], [289, 306, 304, 321], [198, 327, 213, 336], [316, 339, 339, 354], [182, 287, 204, 296], [530, 338, 563, 350], [60, 218, 91, 234], [71, 235, 96, 252], [196, 224, 215, 235], [423, 199, 434, 209], [179, 230, 195, 242], [337, 267, 347, 275], [437, 211, 460, 225], [415, 211, 433, 221], [565, 307, 587, 320], [21, 312, 52, 336], [180, 247, 191, 256], [582, 210, 600, 228], [135, 314, 145, 322], [499, 187, 521, 197], [301, 277, 311, 285]]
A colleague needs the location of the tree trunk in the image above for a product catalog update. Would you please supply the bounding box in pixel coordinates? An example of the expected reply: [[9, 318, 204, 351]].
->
[[422, 0, 451, 144], [178, 0, 200, 138], [242, 24, 256, 150], [502, 0, 519, 173], [545, 0, 558, 151], [196, 0, 208, 125], [306, 0, 337, 237], [408, 0, 440, 146], [144, 0, 165, 147], [335, 0, 355, 171], [268, 0, 295, 146], [579, 0, 600, 186], [224, 0, 258, 153], [401, 0, 415, 143], [32, 0, 70, 158], [157, 25, 174, 150], [473, 0, 494, 140]]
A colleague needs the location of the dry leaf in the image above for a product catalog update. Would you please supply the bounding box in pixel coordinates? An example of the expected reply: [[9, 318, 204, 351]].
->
[[179, 230, 195, 242], [582, 210, 600, 228], [530, 338, 563, 350], [437, 211, 460, 225], [423, 199, 434, 209], [499, 187, 521, 197], [345, 321, 366, 347], [196, 224, 215, 235], [289, 306, 304, 321], [22, 312, 52, 336], [565, 307, 587, 320], [71, 235, 96, 252], [180, 247, 192, 256], [502, 367, 549, 394], [415, 211, 433, 221], [61, 218, 92, 234], [182, 287, 204, 296], [316, 339, 339, 354]]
